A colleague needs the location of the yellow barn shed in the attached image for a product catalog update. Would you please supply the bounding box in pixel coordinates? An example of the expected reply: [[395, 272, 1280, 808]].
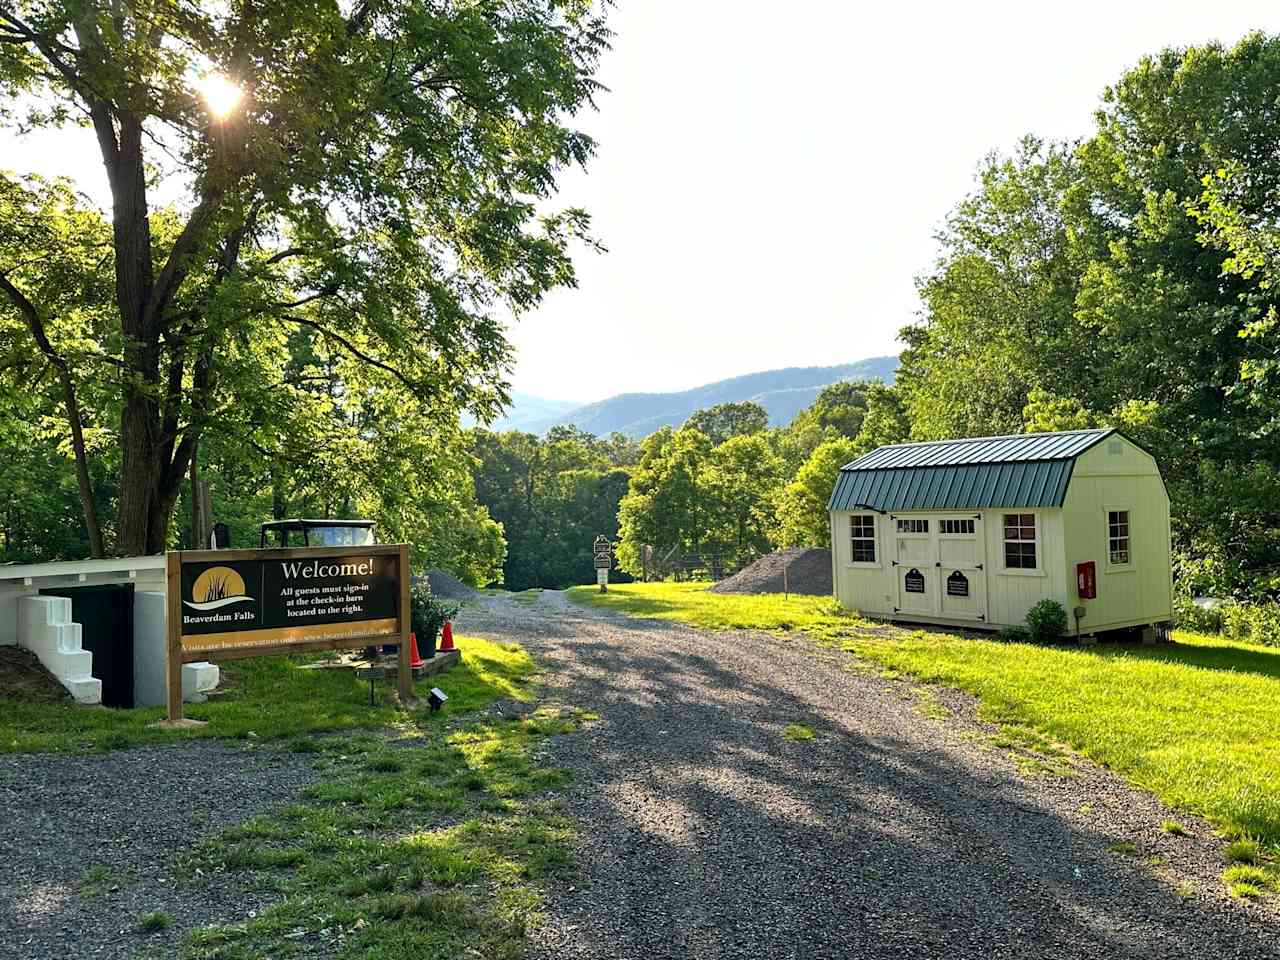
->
[[827, 429, 1172, 637]]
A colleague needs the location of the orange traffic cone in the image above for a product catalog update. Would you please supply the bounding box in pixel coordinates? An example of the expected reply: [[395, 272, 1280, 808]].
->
[[408, 632, 425, 668], [439, 620, 455, 652]]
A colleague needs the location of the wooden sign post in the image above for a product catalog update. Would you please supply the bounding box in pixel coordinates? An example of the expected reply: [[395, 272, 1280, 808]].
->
[[593, 534, 612, 593], [164, 543, 412, 723]]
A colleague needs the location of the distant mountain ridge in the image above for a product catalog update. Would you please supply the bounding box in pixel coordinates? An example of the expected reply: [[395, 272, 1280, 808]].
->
[[478, 393, 584, 433], [495, 356, 898, 437]]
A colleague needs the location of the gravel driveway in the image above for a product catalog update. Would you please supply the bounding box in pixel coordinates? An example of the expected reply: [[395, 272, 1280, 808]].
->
[[0, 740, 319, 959], [460, 591, 1279, 960]]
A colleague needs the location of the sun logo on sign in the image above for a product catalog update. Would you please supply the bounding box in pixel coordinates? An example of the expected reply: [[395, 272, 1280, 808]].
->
[[185, 566, 254, 611]]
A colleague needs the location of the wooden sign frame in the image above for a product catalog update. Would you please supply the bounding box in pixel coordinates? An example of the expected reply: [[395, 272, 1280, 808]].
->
[[164, 543, 411, 722]]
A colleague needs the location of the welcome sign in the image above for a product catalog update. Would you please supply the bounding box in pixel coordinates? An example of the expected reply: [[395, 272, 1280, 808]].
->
[[164, 544, 410, 722], [179, 553, 399, 652]]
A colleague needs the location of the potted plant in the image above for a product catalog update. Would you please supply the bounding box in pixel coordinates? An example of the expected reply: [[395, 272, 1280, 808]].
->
[[409, 582, 459, 659]]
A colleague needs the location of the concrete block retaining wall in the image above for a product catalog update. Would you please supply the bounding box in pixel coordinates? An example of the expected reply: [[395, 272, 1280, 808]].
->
[[2, 558, 217, 707], [17, 595, 101, 704]]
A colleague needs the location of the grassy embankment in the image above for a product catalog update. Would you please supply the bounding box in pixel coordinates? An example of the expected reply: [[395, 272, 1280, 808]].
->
[[3, 638, 593, 957], [0, 636, 528, 754], [568, 581, 1280, 897]]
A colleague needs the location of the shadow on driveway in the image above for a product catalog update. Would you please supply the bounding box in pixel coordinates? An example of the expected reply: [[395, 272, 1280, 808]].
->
[[462, 594, 1277, 960]]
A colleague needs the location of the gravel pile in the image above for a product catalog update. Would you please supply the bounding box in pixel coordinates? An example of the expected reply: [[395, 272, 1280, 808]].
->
[[458, 591, 1279, 959], [0, 740, 320, 960], [424, 569, 477, 600], [710, 547, 832, 596]]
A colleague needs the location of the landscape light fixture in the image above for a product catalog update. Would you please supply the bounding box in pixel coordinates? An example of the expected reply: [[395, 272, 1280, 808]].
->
[[428, 687, 448, 713], [194, 72, 242, 119]]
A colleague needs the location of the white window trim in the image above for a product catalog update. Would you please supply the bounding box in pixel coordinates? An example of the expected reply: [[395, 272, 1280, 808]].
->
[[1104, 506, 1136, 573], [847, 512, 881, 568], [999, 510, 1044, 578]]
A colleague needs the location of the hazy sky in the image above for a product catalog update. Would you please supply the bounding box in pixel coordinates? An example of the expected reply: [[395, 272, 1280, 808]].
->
[[3, 3, 1276, 404], [510, 2, 1279, 402]]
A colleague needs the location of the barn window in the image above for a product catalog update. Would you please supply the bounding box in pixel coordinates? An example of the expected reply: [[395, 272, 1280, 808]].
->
[[850, 514, 877, 563], [896, 518, 929, 534], [1108, 510, 1131, 565], [940, 519, 975, 535], [1002, 513, 1037, 569]]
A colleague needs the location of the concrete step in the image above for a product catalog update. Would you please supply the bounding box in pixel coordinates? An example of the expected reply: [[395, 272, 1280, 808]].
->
[[63, 675, 103, 704], [16, 595, 101, 705], [44, 648, 92, 677], [182, 662, 220, 703]]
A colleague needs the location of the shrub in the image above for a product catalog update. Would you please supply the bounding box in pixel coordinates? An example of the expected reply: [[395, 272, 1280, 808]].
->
[[997, 625, 1031, 643], [1220, 602, 1280, 648], [1173, 594, 1225, 634], [409, 582, 460, 647], [1025, 599, 1068, 644]]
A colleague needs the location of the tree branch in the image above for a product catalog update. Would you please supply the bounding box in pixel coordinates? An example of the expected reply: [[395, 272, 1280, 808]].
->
[[280, 314, 421, 392], [273, 285, 340, 311], [147, 186, 225, 332], [0, 271, 106, 556]]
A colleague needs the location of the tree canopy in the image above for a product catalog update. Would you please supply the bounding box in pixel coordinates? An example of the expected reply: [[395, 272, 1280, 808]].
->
[[900, 32, 1280, 598], [0, 0, 609, 557]]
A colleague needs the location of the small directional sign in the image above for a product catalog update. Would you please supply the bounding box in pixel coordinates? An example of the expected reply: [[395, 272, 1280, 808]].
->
[[593, 534, 613, 570], [593, 535, 612, 592]]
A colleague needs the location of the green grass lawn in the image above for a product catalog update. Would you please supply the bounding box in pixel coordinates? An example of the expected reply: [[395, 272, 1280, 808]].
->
[[569, 582, 1280, 872], [0, 635, 535, 753], [182, 706, 590, 960], [5, 635, 592, 956], [567, 581, 854, 636]]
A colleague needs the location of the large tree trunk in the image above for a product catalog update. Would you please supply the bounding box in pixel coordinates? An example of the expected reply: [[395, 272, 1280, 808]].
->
[[105, 108, 169, 556], [117, 396, 163, 554]]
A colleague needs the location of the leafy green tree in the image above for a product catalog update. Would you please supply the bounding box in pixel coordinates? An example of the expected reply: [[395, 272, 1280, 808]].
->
[[790, 381, 872, 438], [898, 137, 1085, 441], [772, 437, 860, 548], [1194, 166, 1280, 449], [0, 1, 609, 554], [0, 174, 115, 555], [1065, 33, 1280, 473], [701, 434, 782, 568], [684, 401, 769, 445], [469, 427, 636, 589], [616, 427, 713, 575], [852, 383, 910, 452], [784, 380, 877, 463], [899, 34, 1280, 595], [0, 392, 117, 562], [1020, 390, 1099, 433]]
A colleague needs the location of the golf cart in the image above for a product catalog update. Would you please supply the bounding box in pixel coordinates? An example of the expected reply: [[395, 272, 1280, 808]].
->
[[258, 518, 377, 548]]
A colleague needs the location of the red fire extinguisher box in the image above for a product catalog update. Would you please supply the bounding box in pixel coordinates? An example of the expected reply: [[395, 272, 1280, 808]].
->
[[1076, 561, 1097, 599]]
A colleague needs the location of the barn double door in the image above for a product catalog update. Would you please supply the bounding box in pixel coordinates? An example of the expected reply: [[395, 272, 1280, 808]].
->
[[892, 514, 986, 622]]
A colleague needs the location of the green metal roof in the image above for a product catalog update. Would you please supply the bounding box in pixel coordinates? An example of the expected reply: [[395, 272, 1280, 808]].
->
[[828, 429, 1114, 512]]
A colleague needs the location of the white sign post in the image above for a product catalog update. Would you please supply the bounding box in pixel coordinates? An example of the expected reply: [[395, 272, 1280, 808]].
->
[[593, 535, 612, 593]]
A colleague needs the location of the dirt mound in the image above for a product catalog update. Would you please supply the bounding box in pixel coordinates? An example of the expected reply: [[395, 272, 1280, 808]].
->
[[710, 548, 832, 596], [0, 647, 71, 703], [424, 569, 477, 600]]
